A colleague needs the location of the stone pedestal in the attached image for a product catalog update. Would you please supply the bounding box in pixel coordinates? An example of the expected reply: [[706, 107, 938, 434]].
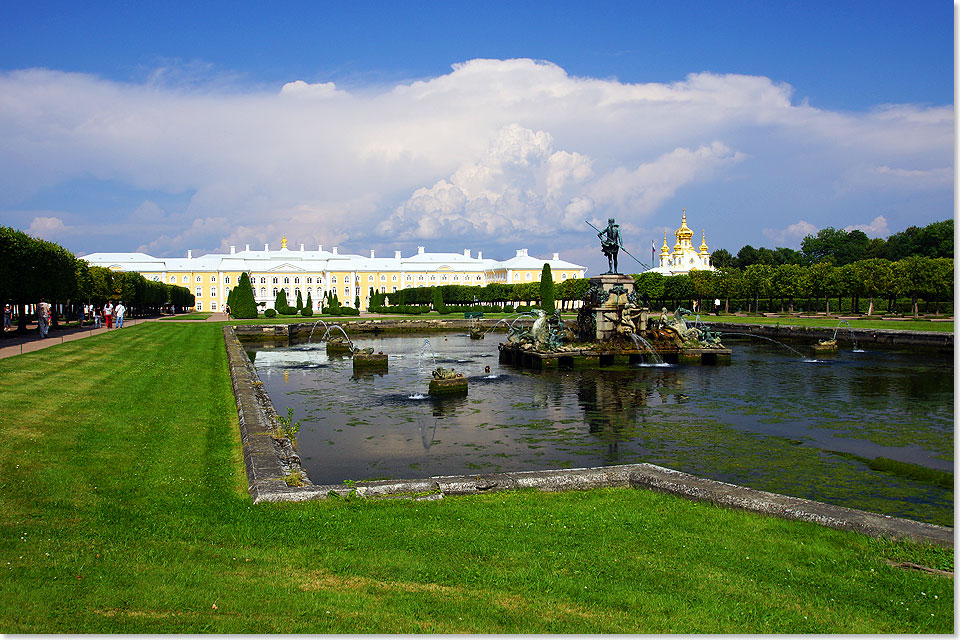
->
[[590, 274, 636, 342]]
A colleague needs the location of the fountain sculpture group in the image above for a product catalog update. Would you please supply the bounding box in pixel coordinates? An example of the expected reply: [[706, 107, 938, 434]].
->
[[498, 221, 731, 369]]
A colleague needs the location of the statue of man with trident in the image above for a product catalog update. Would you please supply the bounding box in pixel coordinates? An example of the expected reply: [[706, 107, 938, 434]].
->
[[599, 218, 622, 274]]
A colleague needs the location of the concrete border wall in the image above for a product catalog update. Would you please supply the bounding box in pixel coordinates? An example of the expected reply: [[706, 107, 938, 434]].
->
[[223, 323, 953, 547]]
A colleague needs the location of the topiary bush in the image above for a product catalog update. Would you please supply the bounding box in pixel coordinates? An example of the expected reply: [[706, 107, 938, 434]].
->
[[264, 308, 277, 318], [231, 273, 259, 318]]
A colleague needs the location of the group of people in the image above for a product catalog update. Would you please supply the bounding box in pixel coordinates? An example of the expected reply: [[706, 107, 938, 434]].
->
[[0, 300, 128, 337]]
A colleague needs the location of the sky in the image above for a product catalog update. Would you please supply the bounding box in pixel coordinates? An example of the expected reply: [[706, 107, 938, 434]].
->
[[0, 0, 953, 275]]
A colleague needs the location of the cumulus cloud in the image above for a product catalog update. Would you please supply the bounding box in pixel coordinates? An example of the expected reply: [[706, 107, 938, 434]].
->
[[0, 58, 951, 267], [845, 215, 890, 237], [28, 216, 67, 240], [762, 220, 818, 245]]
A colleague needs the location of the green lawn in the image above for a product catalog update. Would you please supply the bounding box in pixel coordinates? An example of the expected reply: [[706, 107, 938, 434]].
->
[[706, 314, 953, 333], [0, 323, 951, 633]]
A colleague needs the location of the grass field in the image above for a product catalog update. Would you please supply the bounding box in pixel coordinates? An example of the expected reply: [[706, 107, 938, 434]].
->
[[0, 322, 952, 633], [705, 314, 953, 333]]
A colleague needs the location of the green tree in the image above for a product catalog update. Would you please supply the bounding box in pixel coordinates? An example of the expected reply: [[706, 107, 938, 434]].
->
[[805, 262, 837, 313], [893, 256, 935, 317], [301, 291, 314, 317], [928, 258, 953, 314], [854, 258, 893, 316], [714, 266, 741, 314], [274, 288, 290, 314], [295, 289, 304, 310], [688, 269, 714, 310], [710, 248, 735, 268], [231, 272, 259, 318], [539, 263, 555, 314], [633, 272, 665, 308], [742, 264, 772, 313], [771, 264, 803, 313]]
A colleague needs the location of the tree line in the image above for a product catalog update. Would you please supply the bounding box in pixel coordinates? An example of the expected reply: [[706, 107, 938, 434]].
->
[[0, 227, 195, 333], [634, 256, 953, 317], [368, 276, 591, 314], [711, 219, 953, 268]]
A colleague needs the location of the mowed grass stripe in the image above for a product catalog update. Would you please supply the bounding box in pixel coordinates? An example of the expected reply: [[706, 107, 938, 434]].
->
[[0, 322, 952, 633]]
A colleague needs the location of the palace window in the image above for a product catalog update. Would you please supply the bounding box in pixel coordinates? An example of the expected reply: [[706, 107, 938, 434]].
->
[[417, 275, 424, 281], [196, 302, 202, 311], [332, 275, 337, 283], [513, 274, 519, 281], [441, 275, 447, 281], [210, 275, 216, 283], [525, 273, 532, 281], [272, 288, 278, 297], [272, 277, 278, 284], [380, 275, 386, 282], [260, 277, 266, 284], [453, 275, 459, 281], [392, 287, 397, 292], [284, 287, 290, 297], [224, 275, 231, 284], [169, 276, 176, 283], [429, 275, 436, 281], [152, 276, 160, 282], [284, 277, 290, 284], [182, 275, 188, 283], [225, 287, 231, 296], [294, 277, 300, 284], [477, 276, 482, 281], [211, 302, 217, 311], [561, 273, 567, 280], [306, 277, 312, 284], [260, 287, 266, 297], [196, 276, 202, 283], [343, 286, 349, 296], [210, 287, 216, 297], [196, 287, 202, 297]]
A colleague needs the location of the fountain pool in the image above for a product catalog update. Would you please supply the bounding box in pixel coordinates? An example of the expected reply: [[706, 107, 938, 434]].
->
[[243, 331, 953, 525]]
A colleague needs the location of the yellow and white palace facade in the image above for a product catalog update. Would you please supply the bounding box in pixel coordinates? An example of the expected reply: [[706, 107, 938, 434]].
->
[[83, 239, 586, 312], [645, 210, 715, 277]]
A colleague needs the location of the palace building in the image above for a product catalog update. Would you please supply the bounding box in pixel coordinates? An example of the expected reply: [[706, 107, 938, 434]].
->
[[646, 210, 715, 276], [83, 238, 586, 312]]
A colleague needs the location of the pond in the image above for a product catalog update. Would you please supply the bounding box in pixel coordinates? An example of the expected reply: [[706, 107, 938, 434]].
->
[[244, 331, 953, 526]]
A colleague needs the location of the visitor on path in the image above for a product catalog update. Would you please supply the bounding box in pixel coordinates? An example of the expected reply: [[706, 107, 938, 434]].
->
[[3, 303, 10, 331], [93, 305, 102, 328], [38, 298, 51, 338], [225, 303, 231, 317], [104, 301, 113, 329], [115, 302, 126, 328], [714, 298, 721, 315]]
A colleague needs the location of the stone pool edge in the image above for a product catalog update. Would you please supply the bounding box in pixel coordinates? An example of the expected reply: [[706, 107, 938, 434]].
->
[[223, 326, 953, 548]]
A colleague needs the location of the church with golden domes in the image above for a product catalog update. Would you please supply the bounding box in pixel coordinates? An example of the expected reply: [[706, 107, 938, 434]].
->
[[645, 209, 715, 276]]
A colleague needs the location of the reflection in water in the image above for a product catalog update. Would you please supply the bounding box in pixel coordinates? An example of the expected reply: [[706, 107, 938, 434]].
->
[[243, 331, 954, 524]]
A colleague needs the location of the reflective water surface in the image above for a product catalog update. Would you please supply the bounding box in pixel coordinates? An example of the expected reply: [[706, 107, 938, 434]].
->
[[244, 332, 953, 525]]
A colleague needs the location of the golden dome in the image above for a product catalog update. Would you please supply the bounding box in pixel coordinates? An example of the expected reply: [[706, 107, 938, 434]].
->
[[699, 231, 709, 255], [660, 231, 670, 256], [281, 235, 288, 249], [675, 209, 694, 241]]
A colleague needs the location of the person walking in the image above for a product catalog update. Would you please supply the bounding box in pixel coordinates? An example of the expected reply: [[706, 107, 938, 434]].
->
[[3, 303, 11, 332], [714, 298, 721, 316], [104, 301, 114, 329], [38, 298, 51, 338], [115, 301, 126, 328], [94, 304, 102, 328]]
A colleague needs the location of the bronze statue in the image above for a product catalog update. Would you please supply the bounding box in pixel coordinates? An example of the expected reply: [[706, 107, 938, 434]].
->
[[599, 218, 622, 274]]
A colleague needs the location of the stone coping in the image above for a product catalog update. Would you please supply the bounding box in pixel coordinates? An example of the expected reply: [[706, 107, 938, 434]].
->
[[223, 325, 953, 548]]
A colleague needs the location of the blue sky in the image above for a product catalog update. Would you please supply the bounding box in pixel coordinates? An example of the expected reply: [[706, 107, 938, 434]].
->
[[0, 0, 953, 274]]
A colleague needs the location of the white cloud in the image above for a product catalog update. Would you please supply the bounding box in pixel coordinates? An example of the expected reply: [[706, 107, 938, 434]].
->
[[0, 58, 951, 267], [845, 215, 889, 237], [28, 216, 66, 240], [762, 220, 818, 245]]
